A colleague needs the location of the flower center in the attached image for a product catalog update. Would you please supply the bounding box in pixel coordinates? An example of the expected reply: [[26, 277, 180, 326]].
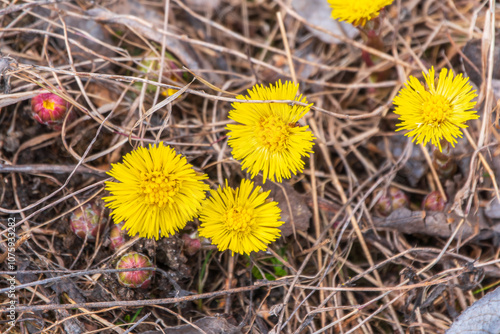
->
[[43, 100, 55, 111], [140, 170, 180, 208], [224, 207, 254, 233], [255, 115, 291, 152], [422, 95, 452, 125]]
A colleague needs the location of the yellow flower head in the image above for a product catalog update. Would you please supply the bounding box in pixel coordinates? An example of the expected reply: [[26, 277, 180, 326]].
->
[[103, 143, 209, 239], [328, 0, 393, 26], [198, 179, 283, 255], [226, 81, 315, 183], [393, 67, 478, 151]]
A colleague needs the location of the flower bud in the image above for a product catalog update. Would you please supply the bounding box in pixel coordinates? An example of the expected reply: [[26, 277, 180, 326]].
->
[[136, 52, 182, 98], [374, 187, 409, 217], [31, 92, 70, 128], [182, 232, 201, 256], [70, 201, 106, 241], [116, 252, 154, 289], [422, 191, 446, 211], [109, 222, 128, 251]]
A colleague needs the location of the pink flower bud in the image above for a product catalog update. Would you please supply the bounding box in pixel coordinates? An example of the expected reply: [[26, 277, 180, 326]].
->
[[70, 201, 106, 241], [109, 222, 128, 251], [182, 233, 201, 256], [116, 252, 154, 289], [422, 191, 447, 211], [31, 92, 70, 128], [374, 187, 409, 217]]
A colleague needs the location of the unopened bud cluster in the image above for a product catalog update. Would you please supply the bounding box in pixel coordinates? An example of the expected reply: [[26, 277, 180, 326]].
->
[[31, 92, 70, 129], [69, 201, 106, 241], [422, 191, 446, 211], [109, 222, 128, 251], [374, 187, 409, 217], [116, 252, 154, 289]]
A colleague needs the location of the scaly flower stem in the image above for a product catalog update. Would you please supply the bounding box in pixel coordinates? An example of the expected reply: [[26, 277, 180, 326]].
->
[[432, 140, 457, 179], [224, 254, 235, 314], [358, 21, 389, 83], [420, 142, 447, 201]]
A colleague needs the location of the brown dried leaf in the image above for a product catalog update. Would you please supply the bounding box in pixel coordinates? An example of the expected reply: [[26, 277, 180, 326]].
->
[[373, 208, 492, 240], [257, 179, 311, 237], [85, 3, 220, 84], [462, 35, 500, 87]]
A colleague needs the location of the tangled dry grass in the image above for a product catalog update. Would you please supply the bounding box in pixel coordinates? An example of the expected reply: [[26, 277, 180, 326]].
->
[[1, 0, 500, 333]]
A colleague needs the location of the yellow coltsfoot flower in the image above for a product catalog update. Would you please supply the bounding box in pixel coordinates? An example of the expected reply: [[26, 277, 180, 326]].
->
[[393, 67, 478, 151], [103, 143, 209, 239], [226, 80, 315, 183], [327, 0, 393, 27], [198, 179, 283, 255]]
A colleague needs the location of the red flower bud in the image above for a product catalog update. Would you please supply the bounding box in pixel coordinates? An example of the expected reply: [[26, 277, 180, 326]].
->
[[109, 222, 128, 251], [116, 252, 154, 289], [70, 201, 106, 241], [31, 92, 70, 128], [422, 191, 446, 211], [374, 187, 409, 217], [182, 233, 201, 256]]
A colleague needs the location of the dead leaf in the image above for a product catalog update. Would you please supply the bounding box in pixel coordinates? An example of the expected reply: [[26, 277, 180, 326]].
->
[[373, 208, 492, 240], [86, 2, 221, 84], [445, 287, 500, 333], [138, 316, 240, 334], [485, 198, 500, 220], [184, 0, 221, 12], [291, 0, 358, 44], [462, 35, 500, 87], [253, 177, 311, 237], [86, 83, 121, 109], [377, 135, 427, 187]]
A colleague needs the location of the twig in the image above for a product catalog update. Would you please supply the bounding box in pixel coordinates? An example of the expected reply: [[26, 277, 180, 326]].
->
[[276, 12, 297, 83], [5, 280, 286, 313], [0, 163, 105, 176]]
